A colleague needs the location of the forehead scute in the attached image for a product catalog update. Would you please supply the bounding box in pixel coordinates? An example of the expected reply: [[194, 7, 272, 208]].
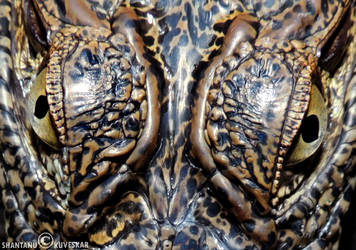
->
[[61, 42, 131, 141]]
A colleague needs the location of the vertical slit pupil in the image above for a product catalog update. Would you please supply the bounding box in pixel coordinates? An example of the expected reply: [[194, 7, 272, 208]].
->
[[34, 95, 49, 119], [301, 114, 319, 143]]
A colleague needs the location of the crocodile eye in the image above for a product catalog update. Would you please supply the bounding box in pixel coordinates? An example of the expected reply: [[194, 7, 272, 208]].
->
[[286, 85, 327, 166], [28, 68, 60, 149]]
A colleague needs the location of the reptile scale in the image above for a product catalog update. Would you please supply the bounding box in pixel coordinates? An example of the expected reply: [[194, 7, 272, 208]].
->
[[0, 0, 356, 249]]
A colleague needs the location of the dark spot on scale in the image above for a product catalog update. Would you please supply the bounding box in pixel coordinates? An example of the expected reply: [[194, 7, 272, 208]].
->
[[255, 131, 267, 145], [1, 125, 14, 137], [243, 219, 256, 232], [187, 239, 198, 249], [72, 215, 78, 222], [169, 208, 178, 223], [189, 225, 199, 235], [12, 184, 20, 193], [284, 12, 292, 19], [67, 226, 74, 234], [293, 4, 302, 13], [272, 63, 281, 72], [332, 185, 340, 197], [254, 2, 261, 12], [215, 37, 224, 46], [121, 201, 141, 215], [213, 19, 232, 34], [0, 103, 16, 123], [13, 155, 20, 166], [175, 132, 186, 148], [69, 62, 84, 80], [279, 230, 286, 237], [272, 20, 282, 30], [304, 24, 312, 37], [208, 49, 221, 60], [321, 1, 329, 16], [207, 201, 220, 217], [82, 29, 88, 36], [189, 165, 199, 176], [296, 203, 308, 215], [82, 48, 101, 66], [284, 0, 293, 7], [229, 224, 240, 238], [125, 117, 139, 131], [27, 186, 37, 200], [103, 0, 112, 10], [207, 34, 216, 47], [341, 147, 349, 154], [287, 32, 294, 40], [179, 193, 188, 207], [96, 12, 107, 20], [281, 237, 293, 249], [153, 166, 163, 181], [268, 232, 277, 245], [311, 188, 321, 200], [5, 189, 12, 196], [143, 36, 154, 46], [235, 237, 243, 244], [266, 110, 275, 122], [306, 1, 316, 15], [179, 165, 189, 180], [74, 190, 89, 203], [203, 196, 211, 208], [0, 17, 10, 37], [344, 185, 353, 202], [317, 239, 327, 249], [187, 178, 197, 197], [147, 239, 154, 247], [350, 114, 356, 127], [6, 199, 14, 209], [192, 60, 209, 80], [174, 231, 189, 244]]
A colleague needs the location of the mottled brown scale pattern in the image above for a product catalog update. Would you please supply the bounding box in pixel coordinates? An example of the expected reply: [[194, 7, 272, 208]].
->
[[0, 0, 356, 249]]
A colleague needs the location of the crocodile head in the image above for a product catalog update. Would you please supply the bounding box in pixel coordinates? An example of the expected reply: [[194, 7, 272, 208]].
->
[[0, 0, 356, 249]]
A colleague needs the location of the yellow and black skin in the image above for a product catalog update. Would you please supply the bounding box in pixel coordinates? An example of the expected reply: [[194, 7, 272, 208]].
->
[[0, 0, 356, 249]]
